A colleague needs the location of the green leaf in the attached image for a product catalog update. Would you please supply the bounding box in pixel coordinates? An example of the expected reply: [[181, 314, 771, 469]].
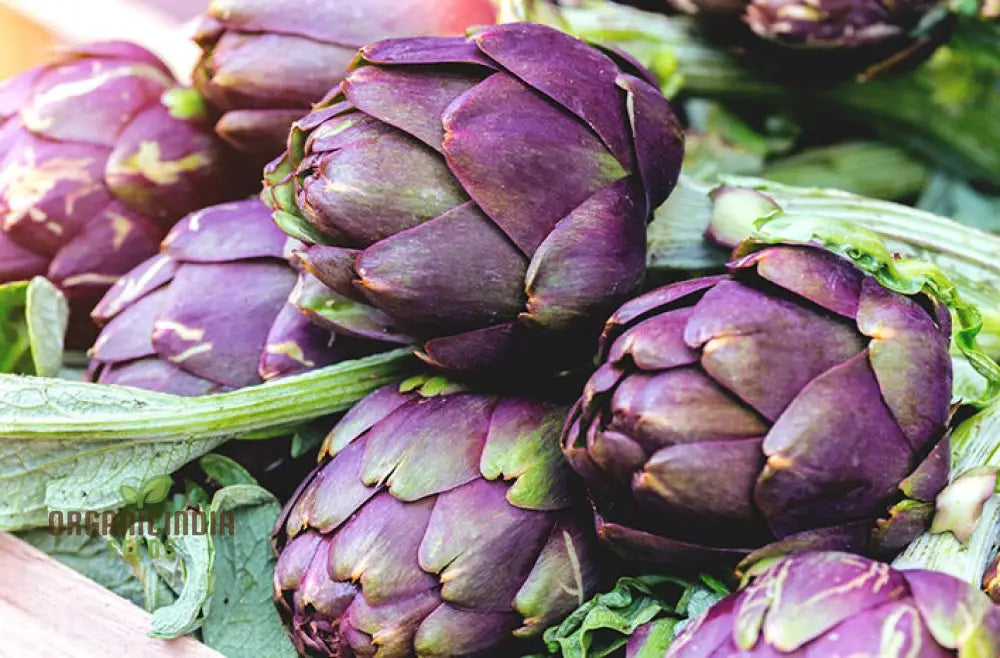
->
[[0, 277, 68, 376], [25, 277, 68, 377], [141, 474, 174, 506], [0, 349, 416, 530], [199, 453, 258, 488], [149, 511, 214, 638], [201, 485, 297, 658], [120, 485, 139, 505], [762, 142, 928, 201], [536, 575, 728, 657]]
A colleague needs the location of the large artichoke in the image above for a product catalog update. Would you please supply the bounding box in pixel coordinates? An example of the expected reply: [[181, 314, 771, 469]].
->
[[563, 242, 953, 568], [193, 0, 498, 161], [0, 42, 242, 347], [664, 551, 1000, 656], [88, 198, 364, 395], [273, 382, 599, 656], [265, 22, 684, 378]]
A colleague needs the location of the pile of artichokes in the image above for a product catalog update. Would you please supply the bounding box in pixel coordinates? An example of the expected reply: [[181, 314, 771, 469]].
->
[[0, 0, 998, 657]]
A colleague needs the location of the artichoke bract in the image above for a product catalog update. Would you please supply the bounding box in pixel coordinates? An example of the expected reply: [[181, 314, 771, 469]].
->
[[0, 42, 242, 348], [88, 199, 362, 396], [563, 243, 953, 569], [665, 551, 1000, 656], [265, 22, 684, 378], [273, 382, 600, 657], [193, 0, 498, 160]]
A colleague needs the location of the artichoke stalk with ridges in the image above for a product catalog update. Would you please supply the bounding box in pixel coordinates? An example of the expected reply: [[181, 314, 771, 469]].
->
[[563, 242, 953, 569], [663, 551, 1000, 656], [264, 22, 684, 378], [88, 198, 370, 395], [272, 383, 599, 656], [193, 0, 498, 161], [0, 42, 245, 348]]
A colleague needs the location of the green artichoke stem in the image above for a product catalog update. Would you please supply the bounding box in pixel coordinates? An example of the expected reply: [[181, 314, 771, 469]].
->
[[0, 349, 417, 441], [893, 400, 1000, 585]]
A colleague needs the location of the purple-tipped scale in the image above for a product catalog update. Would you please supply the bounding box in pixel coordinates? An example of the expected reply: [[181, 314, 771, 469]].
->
[[272, 382, 599, 656], [89, 198, 369, 395], [665, 551, 1000, 656], [0, 42, 246, 348], [192, 0, 498, 163], [562, 243, 954, 569], [264, 22, 684, 379]]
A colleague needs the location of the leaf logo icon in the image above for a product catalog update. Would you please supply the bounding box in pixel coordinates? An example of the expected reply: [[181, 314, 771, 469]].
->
[[119, 474, 172, 509], [119, 484, 139, 506]]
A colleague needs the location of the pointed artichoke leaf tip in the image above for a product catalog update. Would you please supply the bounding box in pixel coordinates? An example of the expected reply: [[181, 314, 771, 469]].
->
[[747, 211, 1000, 405]]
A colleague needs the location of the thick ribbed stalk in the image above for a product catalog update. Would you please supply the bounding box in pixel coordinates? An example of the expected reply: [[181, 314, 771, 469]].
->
[[892, 401, 1000, 584]]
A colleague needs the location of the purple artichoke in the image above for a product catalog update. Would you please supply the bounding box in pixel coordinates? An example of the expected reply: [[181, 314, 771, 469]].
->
[[0, 42, 244, 348], [264, 22, 684, 378], [193, 0, 499, 161], [666, 551, 1000, 656], [88, 198, 365, 395], [744, 0, 938, 50], [273, 383, 600, 656], [563, 243, 954, 569]]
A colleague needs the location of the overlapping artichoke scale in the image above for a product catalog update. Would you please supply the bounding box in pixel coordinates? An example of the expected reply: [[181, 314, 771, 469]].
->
[[665, 552, 1000, 657], [265, 23, 683, 377], [1, 41, 250, 348], [274, 387, 598, 656], [192, 0, 497, 158], [89, 200, 346, 394], [565, 245, 953, 567]]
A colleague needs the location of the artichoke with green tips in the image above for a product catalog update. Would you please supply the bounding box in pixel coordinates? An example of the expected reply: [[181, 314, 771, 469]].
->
[[665, 551, 1000, 656], [273, 383, 600, 656]]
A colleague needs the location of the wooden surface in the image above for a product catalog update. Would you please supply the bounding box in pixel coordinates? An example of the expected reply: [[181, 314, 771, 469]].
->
[[0, 532, 224, 658]]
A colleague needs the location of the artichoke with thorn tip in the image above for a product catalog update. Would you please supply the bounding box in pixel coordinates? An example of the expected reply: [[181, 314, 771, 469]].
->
[[0, 42, 246, 348], [563, 242, 954, 570], [264, 22, 684, 379], [193, 0, 499, 162], [272, 381, 600, 657], [88, 199, 371, 396], [664, 551, 1000, 657]]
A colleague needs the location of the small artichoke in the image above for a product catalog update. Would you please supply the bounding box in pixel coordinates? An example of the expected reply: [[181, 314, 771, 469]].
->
[[265, 22, 684, 378], [89, 199, 364, 395], [273, 382, 599, 656], [193, 0, 498, 160], [666, 551, 1000, 656], [744, 0, 938, 50], [563, 243, 953, 568], [0, 42, 243, 347]]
